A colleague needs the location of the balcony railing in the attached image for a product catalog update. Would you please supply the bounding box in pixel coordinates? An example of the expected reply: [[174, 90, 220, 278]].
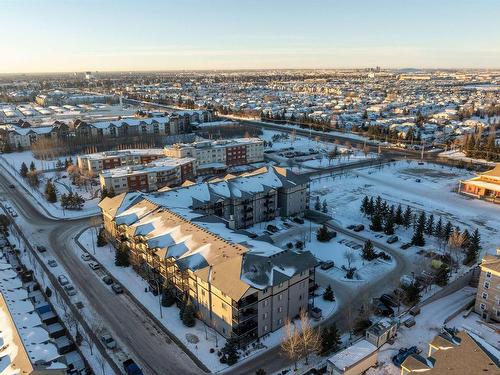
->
[[232, 318, 258, 336], [236, 293, 258, 309]]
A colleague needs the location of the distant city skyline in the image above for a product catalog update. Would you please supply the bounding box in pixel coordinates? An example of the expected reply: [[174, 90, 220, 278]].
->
[[1, 0, 499, 73]]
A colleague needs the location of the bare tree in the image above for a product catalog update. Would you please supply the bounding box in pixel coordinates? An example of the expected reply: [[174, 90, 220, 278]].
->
[[298, 310, 321, 365], [95, 353, 107, 375], [281, 319, 301, 370], [79, 324, 95, 356], [343, 249, 357, 270], [448, 229, 466, 272]]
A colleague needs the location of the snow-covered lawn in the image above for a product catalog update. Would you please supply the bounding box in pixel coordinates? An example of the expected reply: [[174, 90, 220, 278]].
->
[[368, 286, 480, 375], [77, 228, 337, 373], [259, 129, 377, 173], [310, 160, 500, 258], [0, 152, 99, 219]]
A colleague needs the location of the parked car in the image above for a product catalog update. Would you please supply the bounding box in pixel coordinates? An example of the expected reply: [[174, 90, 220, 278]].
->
[[415, 179, 421, 183], [392, 346, 418, 367], [320, 261, 334, 270], [353, 224, 365, 232], [47, 259, 58, 268], [293, 217, 304, 224], [266, 224, 279, 233], [36, 245, 47, 253], [374, 300, 394, 317], [88, 261, 101, 270], [57, 275, 69, 286], [102, 275, 113, 285], [123, 359, 144, 375], [387, 235, 399, 244], [380, 293, 398, 308], [8, 184, 15, 189], [403, 317, 416, 328], [101, 333, 117, 349], [112, 284, 124, 294], [409, 306, 421, 316], [81, 253, 92, 261], [64, 284, 77, 296], [346, 224, 356, 230], [400, 243, 412, 250]]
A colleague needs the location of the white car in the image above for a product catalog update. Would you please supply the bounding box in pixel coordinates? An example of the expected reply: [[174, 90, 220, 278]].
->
[[81, 253, 92, 261], [64, 284, 77, 296], [88, 261, 101, 270]]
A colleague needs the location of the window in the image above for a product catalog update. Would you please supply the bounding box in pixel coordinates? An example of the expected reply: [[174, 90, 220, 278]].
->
[[263, 313, 267, 319], [263, 299, 269, 307], [484, 281, 490, 290], [278, 307, 283, 313], [278, 282, 283, 288], [264, 325, 268, 332], [496, 310, 500, 318], [221, 302, 227, 310], [482, 292, 488, 299], [278, 319, 283, 325], [278, 294, 283, 301], [262, 288, 268, 294], [480, 303, 486, 310], [486, 272, 492, 279]]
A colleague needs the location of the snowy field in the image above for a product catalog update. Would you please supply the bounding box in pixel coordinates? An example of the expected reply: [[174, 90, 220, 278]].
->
[[77, 228, 337, 373], [310, 160, 500, 258], [259, 129, 378, 173], [367, 286, 491, 375], [0, 152, 100, 219]]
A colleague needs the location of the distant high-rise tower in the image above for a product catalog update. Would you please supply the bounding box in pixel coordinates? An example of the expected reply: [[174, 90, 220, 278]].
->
[[85, 71, 95, 80]]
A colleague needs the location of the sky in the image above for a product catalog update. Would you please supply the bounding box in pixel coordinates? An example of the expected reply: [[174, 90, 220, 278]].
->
[[1, 0, 499, 73]]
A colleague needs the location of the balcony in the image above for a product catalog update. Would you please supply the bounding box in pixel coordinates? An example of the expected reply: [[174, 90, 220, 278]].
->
[[233, 306, 257, 324], [236, 293, 258, 309], [232, 317, 258, 336]]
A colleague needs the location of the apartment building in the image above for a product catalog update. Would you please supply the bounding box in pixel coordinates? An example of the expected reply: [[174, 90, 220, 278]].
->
[[164, 138, 264, 174], [99, 157, 196, 194], [35, 91, 118, 106], [77, 149, 166, 176], [154, 166, 309, 229], [0, 121, 70, 149], [459, 164, 500, 204], [474, 251, 500, 322], [99, 187, 317, 345]]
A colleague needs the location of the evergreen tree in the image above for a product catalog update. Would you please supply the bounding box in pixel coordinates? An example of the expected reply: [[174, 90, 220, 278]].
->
[[322, 200, 328, 213], [256, 369, 267, 375], [425, 214, 434, 236], [161, 287, 176, 307], [394, 204, 403, 225], [44, 180, 57, 203], [370, 211, 383, 232], [319, 324, 341, 355], [181, 300, 196, 327], [29, 161, 36, 172], [367, 197, 375, 215], [323, 285, 334, 301], [315, 196, 321, 211], [374, 196, 383, 212], [20, 162, 28, 177], [461, 229, 471, 249], [464, 228, 481, 265], [96, 227, 107, 247], [435, 217, 443, 239], [221, 339, 240, 366], [362, 240, 377, 261], [411, 211, 426, 247], [360, 195, 370, 216], [443, 221, 453, 242], [317, 225, 332, 242], [114, 244, 130, 267], [402, 282, 421, 305], [384, 214, 395, 235], [402, 206, 413, 229], [434, 264, 450, 287]]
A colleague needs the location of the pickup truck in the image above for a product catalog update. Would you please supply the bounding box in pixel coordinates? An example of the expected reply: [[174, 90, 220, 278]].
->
[[123, 359, 144, 375]]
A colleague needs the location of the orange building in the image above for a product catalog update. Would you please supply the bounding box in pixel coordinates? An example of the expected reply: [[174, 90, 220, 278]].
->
[[459, 164, 500, 203]]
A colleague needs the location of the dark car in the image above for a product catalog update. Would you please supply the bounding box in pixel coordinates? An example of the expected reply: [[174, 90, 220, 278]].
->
[[8, 184, 15, 188], [392, 346, 418, 367], [320, 261, 334, 270], [112, 284, 124, 294], [380, 293, 398, 308], [266, 224, 279, 233], [353, 224, 365, 232], [293, 217, 304, 224], [123, 359, 144, 375], [102, 275, 113, 285], [36, 245, 47, 253], [374, 301, 394, 317], [400, 243, 412, 250], [347, 224, 356, 230], [387, 235, 399, 244]]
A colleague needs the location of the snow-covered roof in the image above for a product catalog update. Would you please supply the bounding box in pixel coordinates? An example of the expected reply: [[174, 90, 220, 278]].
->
[[327, 339, 377, 370]]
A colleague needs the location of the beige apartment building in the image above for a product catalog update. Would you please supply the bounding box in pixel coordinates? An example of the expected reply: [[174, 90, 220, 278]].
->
[[98, 166, 316, 344], [99, 195, 317, 344], [474, 251, 500, 322]]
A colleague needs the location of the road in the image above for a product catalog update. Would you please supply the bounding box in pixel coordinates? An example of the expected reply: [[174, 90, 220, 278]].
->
[[0, 167, 204, 375]]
